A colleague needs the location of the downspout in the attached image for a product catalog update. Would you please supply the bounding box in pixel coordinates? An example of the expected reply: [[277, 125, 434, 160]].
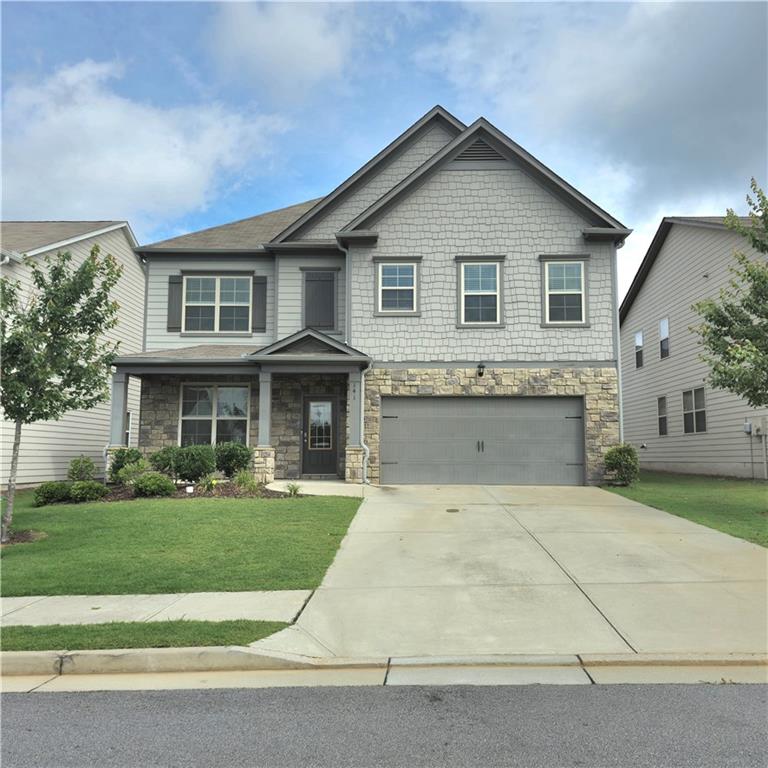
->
[[612, 240, 625, 443], [360, 361, 372, 484]]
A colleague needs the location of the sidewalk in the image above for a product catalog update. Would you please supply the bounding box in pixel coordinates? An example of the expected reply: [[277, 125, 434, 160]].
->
[[1, 590, 310, 626]]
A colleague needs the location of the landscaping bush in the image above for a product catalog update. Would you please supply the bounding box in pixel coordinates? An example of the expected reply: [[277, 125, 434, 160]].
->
[[215, 442, 253, 478], [133, 471, 176, 498], [69, 480, 109, 503], [234, 468, 259, 494], [197, 473, 219, 493], [286, 482, 302, 497], [67, 455, 96, 482], [109, 448, 143, 483], [175, 445, 216, 483], [33, 481, 73, 507], [116, 459, 150, 486], [149, 446, 182, 479], [604, 443, 640, 486]]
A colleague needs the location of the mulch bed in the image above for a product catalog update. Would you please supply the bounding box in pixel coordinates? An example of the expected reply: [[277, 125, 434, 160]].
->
[[99, 482, 288, 503], [1, 529, 47, 547]]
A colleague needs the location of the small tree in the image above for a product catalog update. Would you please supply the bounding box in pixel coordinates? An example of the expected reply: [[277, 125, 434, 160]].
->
[[1, 247, 122, 542], [693, 179, 768, 408]]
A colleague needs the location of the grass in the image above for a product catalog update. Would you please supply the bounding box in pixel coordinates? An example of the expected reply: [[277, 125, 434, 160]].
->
[[1, 490, 360, 596], [0, 620, 286, 651], [607, 470, 768, 547]]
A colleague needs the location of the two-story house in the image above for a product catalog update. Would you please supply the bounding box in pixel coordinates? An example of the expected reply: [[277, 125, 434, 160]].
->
[[1, 221, 144, 484], [111, 107, 631, 486], [620, 216, 768, 479]]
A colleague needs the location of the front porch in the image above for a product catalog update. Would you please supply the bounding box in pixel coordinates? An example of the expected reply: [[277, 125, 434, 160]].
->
[[110, 330, 371, 484]]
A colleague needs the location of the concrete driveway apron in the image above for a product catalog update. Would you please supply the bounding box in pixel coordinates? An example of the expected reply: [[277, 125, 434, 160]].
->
[[258, 485, 768, 658]]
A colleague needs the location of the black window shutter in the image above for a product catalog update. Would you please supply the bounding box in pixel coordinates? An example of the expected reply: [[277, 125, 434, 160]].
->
[[252, 276, 267, 332], [305, 272, 335, 330], [167, 275, 183, 332]]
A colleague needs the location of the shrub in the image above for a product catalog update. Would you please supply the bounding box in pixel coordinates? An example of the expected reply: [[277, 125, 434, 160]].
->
[[116, 459, 150, 486], [109, 447, 143, 483], [67, 455, 96, 481], [604, 443, 640, 486], [133, 471, 176, 498], [149, 446, 182, 479], [175, 445, 216, 483], [34, 481, 73, 506], [286, 482, 301, 497], [197, 473, 219, 493], [69, 480, 109, 503], [234, 468, 259, 494], [215, 442, 253, 478]]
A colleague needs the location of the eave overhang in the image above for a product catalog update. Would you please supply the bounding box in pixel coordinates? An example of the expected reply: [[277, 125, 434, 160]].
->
[[335, 230, 378, 247], [582, 227, 633, 245]]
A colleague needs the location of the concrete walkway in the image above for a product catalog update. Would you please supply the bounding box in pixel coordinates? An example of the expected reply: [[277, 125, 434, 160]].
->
[[1, 590, 310, 627], [254, 485, 768, 658]]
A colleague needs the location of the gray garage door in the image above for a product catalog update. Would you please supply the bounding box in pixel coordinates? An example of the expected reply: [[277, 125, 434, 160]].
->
[[380, 397, 585, 485]]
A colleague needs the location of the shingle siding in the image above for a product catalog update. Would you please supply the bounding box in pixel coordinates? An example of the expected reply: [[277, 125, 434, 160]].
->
[[621, 223, 767, 478], [1, 227, 144, 484], [298, 124, 456, 238], [349, 166, 616, 362]]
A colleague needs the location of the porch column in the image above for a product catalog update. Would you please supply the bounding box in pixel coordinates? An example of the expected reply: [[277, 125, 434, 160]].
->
[[257, 371, 272, 446], [254, 370, 275, 484], [109, 372, 128, 446], [345, 369, 365, 484]]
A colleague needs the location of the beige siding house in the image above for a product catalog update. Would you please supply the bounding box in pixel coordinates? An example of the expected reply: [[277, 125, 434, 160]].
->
[[1, 221, 145, 484], [620, 217, 768, 479]]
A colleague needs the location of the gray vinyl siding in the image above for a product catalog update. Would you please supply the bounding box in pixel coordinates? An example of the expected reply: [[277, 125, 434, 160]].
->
[[298, 124, 456, 238], [621, 224, 767, 479], [1, 228, 144, 484], [144, 257, 275, 349], [349, 165, 616, 362], [277, 255, 346, 337]]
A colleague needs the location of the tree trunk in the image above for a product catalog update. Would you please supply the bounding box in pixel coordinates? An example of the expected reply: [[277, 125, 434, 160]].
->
[[1, 419, 23, 544]]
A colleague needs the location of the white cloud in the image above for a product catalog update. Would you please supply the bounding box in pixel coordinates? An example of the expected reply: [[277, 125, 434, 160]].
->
[[2, 60, 288, 237], [209, 3, 358, 98]]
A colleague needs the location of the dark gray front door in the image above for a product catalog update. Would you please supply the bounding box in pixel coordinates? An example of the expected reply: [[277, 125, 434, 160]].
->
[[302, 398, 337, 475], [380, 397, 585, 485]]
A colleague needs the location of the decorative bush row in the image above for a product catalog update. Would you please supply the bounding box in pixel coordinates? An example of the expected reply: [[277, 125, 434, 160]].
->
[[34, 479, 108, 506], [147, 443, 252, 482]]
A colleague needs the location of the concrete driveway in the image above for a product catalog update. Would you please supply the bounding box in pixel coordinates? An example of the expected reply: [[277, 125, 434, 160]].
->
[[256, 485, 768, 658]]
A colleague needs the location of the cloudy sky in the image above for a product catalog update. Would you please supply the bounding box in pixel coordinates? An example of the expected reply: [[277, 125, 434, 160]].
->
[[2, 1, 766, 296]]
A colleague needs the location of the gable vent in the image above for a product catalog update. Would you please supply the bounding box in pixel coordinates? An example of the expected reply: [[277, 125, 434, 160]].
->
[[454, 138, 506, 162]]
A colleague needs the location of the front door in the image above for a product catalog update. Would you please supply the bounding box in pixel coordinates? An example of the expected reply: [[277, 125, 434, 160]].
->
[[302, 398, 338, 476]]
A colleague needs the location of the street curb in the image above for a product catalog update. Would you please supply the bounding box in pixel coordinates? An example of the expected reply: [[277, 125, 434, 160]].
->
[[2, 648, 766, 677]]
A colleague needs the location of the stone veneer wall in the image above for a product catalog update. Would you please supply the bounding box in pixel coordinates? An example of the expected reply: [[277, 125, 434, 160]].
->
[[363, 367, 619, 485], [139, 373, 348, 480], [269, 373, 348, 479]]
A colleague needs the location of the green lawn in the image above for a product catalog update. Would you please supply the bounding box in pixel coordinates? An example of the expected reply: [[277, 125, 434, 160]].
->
[[0, 620, 286, 651], [607, 471, 768, 547], [1, 490, 360, 596]]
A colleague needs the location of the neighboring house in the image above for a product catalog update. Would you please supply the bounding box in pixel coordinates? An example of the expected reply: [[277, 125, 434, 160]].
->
[[620, 217, 768, 479], [1, 221, 144, 484], [112, 106, 630, 486]]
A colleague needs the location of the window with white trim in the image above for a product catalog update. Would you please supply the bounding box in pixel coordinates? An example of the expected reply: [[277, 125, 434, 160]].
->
[[682, 387, 706, 434], [545, 261, 584, 323], [657, 397, 667, 436], [180, 385, 249, 445], [634, 331, 644, 368], [183, 276, 251, 332], [461, 262, 499, 324], [659, 317, 670, 359], [378, 263, 416, 312]]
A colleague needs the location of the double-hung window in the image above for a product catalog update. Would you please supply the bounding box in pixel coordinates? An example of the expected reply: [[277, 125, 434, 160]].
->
[[657, 397, 668, 436], [461, 262, 500, 324], [659, 317, 670, 359], [682, 388, 706, 434], [634, 331, 644, 368], [545, 261, 585, 323], [378, 263, 417, 313], [183, 276, 251, 332], [180, 385, 249, 445]]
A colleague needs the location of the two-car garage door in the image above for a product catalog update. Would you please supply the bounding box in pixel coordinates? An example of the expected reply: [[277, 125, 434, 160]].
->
[[380, 397, 585, 485]]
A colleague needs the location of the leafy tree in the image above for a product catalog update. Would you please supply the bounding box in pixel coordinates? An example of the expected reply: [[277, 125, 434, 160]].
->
[[1, 247, 122, 542], [693, 179, 768, 408]]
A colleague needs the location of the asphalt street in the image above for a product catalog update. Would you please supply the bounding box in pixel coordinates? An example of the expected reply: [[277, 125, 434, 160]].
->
[[2, 684, 766, 768]]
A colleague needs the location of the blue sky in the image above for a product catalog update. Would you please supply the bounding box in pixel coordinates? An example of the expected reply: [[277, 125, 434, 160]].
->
[[3, 1, 766, 295]]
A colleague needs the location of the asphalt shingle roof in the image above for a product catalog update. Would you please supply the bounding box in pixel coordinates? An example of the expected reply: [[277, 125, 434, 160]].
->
[[140, 199, 323, 251], [0, 221, 122, 254]]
